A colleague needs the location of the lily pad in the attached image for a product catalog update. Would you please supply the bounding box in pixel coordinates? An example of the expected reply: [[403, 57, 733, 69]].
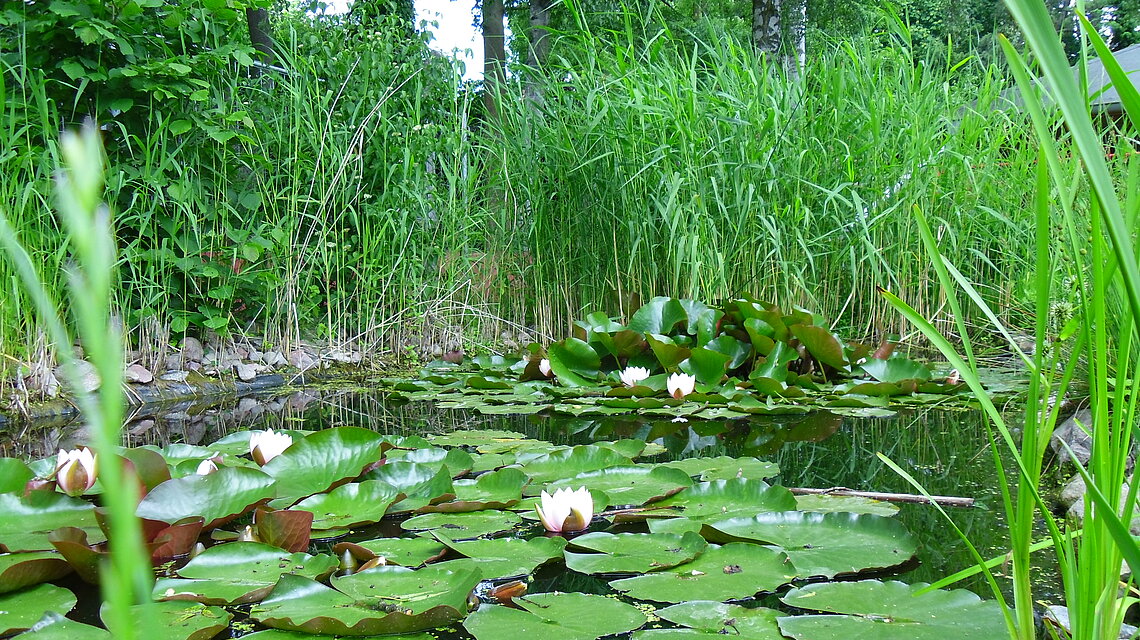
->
[[401, 510, 522, 539], [252, 571, 476, 636], [153, 542, 338, 605], [0, 552, 72, 594], [0, 584, 76, 635], [0, 491, 103, 552], [135, 466, 275, 530], [860, 357, 932, 383], [548, 338, 601, 387], [633, 601, 784, 639], [648, 479, 797, 522], [610, 543, 797, 603], [386, 447, 475, 477], [427, 430, 531, 447], [362, 462, 455, 514], [628, 297, 688, 335], [777, 580, 1006, 639], [334, 537, 447, 567], [564, 531, 707, 574], [545, 466, 691, 507], [292, 481, 404, 531], [10, 611, 109, 639], [420, 468, 528, 513], [659, 457, 779, 482], [110, 601, 232, 640], [263, 427, 390, 501], [702, 512, 917, 578], [464, 592, 648, 640], [520, 445, 634, 484], [239, 631, 433, 640], [0, 459, 34, 493], [432, 534, 566, 578], [795, 494, 900, 516]]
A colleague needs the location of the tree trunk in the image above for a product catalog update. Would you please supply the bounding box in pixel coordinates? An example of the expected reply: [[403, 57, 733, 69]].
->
[[525, 0, 553, 103], [751, 0, 781, 62], [246, 8, 276, 66], [788, 0, 806, 76], [482, 0, 506, 121]]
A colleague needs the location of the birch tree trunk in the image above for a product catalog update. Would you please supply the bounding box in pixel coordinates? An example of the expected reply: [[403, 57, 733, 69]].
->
[[525, 0, 554, 103], [482, 0, 506, 121], [752, 0, 781, 61]]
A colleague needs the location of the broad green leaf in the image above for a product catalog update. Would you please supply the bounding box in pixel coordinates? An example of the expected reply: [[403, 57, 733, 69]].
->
[[790, 325, 848, 370], [292, 481, 404, 530], [859, 357, 933, 383], [0, 491, 103, 552], [564, 531, 707, 574], [432, 534, 566, 578], [465, 592, 647, 640], [10, 611, 108, 639], [610, 543, 797, 603], [633, 601, 784, 639], [263, 427, 389, 501], [0, 584, 75, 635], [547, 338, 601, 386], [658, 456, 779, 482], [0, 551, 72, 594], [647, 333, 692, 370], [520, 445, 634, 484], [136, 466, 275, 530], [545, 465, 691, 507], [362, 462, 454, 514], [419, 468, 528, 513], [629, 297, 688, 335], [0, 459, 33, 493], [401, 510, 522, 538], [679, 348, 732, 385], [334, 537, 446, 567], [153, 542, 337, 605]]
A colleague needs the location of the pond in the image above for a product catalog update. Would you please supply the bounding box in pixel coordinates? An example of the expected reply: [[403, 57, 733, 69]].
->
[[0, 384, 1058, 639]]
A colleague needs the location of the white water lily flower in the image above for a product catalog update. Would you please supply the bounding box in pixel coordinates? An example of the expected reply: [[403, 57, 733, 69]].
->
[[249, 429, 293, 465], [196, 459, 219, 475], [535, 487, 594, 533], [55, 447, 97, 496], [667, 372, 696, 399], [539, 358, 553, 377], [619, 366, 651, 388]]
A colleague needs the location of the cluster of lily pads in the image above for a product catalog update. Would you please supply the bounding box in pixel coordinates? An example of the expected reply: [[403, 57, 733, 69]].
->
[[0, 424, 1005, 638], [384, 297, 971, 420]]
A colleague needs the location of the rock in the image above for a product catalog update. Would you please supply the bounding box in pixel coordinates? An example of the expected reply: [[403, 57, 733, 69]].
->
[[180, 337, 204, 363], [124, 364, 153, 384], [160, 370, 189, 383], [55, 360, 100, 393], [247, 349, 263, 363], [128, 419, 155, 436], [186, 361, 202, 372], [288, 349, 316, 370], [1051, 408, 1094, 466], [1045, 605, 1137, 639], [1060, 474, 1085, 509], [263, 350, 288, 367], [236, 397, 261, 414], [1064, 477, 1140, 535], [234, 362, 257, 382]]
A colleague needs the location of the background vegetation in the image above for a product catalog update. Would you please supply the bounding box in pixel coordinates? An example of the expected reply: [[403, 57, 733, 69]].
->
[[0, 0, 1131, 371]]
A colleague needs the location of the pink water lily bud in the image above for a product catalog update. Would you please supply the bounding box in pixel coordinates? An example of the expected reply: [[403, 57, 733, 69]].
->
[[667, 372, 696, 399], [535, 487, 594, 533], [619, 366, 651, 388], [539, 358, 553, 377], [55, 447, 97, 496], [249, 429, 292, 465]]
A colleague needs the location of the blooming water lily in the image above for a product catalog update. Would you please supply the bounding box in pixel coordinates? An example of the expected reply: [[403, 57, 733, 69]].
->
[[196, 459, 219, 475], [539, 358, 553, 377], [536, 486, 594, 533], [619, 366, 651, 387], [250, 429, 293, 465], [55, 447, 97, 496], [667, 372, 696, 399]]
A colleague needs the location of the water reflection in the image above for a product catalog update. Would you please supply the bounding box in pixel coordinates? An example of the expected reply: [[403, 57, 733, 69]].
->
[[1, 385, 1059, 604]]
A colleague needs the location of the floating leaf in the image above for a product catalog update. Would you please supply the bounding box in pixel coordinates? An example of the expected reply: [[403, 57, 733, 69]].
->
[[254, 509, 312, 552], [659, 456, 779, 482], [777, 580, 1006, 640], [420, 468, 528, 513], [465, 592, 647, 640], [0, 584, 75, 635], [263, 427, 390, 501], [795, 494, 900, 516], [240, 630, 433, 640], [649, 479, 797, 522], [10, 611, 108, 638], [790, 325, 848, 370], [114, 601, 232, 640], [0, 491, 103, 552], [432, 534, 566, 579], [0, 459, 34, 493], [401, 510, 522, 539], [363, 462, 454, 514], [136, 467, 275, 530], [428, 430, 531, 447], [860, 357, 932, 383], [548, 338, 601, 387], [153, 542, 338, 605], [702, 512, 917, 578], [520, 445, 634, 484], [564, 531, 707, 574], [334, 537, 447, 567], [292, 480, 404, 530], [633, 601, 784, 639], [545, 466, 691, 507], [647, 334, 692, 370], [0, 551, 72, 593], [610, 543, 797, 603], [386, 447, 475, 477], [629, 297, 688, 335]]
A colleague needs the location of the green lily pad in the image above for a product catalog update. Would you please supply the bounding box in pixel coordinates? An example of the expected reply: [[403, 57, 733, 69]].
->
[[0, 552, 72, 594], [332, 562, 482, 614], [251, 571, 476, 636], [520, 445, 634, 484], [0, 459, 33, 493], [633, 601, 784, 639], [427, 430, 531, 447], [208, 430, 310, 457], [777, 580, 1006, 639], [564, 531, 707, 574], [790, 325, 848, 370], [471, 453, 515, 473], [0, 491, 103, 552], [464, 592, 648, 640], [679, 348, 732, 385], [795, 494, 900, 516], [629, 297, 688, 335], [647, 334, 692, 370], [10, 611, 109, 638], [548, 338, 601, 387], [649, 479, 797, 522], [135, 466, 275, 530], [239, 631, 434, 640], [825, 394, 889, 408], [610, 543, 797, 603], [263, 427, 390, 501], [702, 512, 917, 578], [153, 542, 338, 605], [401, 510, 522, 538], [362, 462, 455, 514], [110, 601, 232, 640], [419, 468, 528, 513], [703, 335, 753, 370], [659, 457, 779, 482], [432, 534, 566, 578], [860, 357, 932, 383], [292, 480, 405, 531], [334, 537, 447, 567], [544, 466, 691, 507], [0, 584, 76, 635], [386, 447, 475, 477]]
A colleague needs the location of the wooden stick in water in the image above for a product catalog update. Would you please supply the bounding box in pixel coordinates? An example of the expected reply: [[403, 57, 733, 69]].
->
[[789, 486, 975, 508]]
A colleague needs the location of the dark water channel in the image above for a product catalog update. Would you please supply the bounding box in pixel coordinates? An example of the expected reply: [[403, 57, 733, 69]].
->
[[2, 383, 1065, 634]]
